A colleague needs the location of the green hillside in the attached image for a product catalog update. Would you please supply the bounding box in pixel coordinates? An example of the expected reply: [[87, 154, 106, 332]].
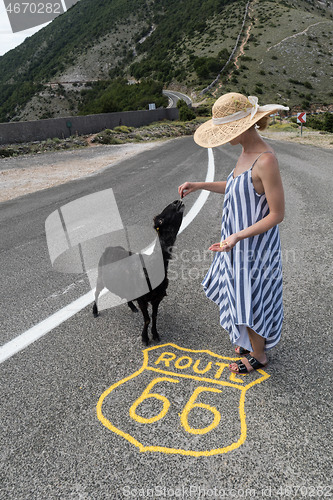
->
[[0, 0, 332, 122]]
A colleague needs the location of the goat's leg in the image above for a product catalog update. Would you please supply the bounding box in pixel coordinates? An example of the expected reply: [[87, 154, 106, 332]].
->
[[127, 301, 138, 313], [93, 274, 104, 317], [136, 299, 150, 346], [151, 299, 162, 341]]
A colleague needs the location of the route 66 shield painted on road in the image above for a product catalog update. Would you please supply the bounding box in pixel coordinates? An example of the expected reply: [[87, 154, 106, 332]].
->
[[97, 344, 270, 456]]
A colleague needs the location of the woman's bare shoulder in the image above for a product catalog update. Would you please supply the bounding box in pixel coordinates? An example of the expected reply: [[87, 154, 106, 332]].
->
[[259, 149, 278, 165], [255, 150, 280, 180]]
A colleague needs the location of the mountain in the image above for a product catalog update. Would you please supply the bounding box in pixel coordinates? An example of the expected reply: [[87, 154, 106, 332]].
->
[[0, 0, 332, 122]]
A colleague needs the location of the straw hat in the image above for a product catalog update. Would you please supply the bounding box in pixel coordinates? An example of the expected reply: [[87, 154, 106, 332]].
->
[[194, 93, 289, 148]]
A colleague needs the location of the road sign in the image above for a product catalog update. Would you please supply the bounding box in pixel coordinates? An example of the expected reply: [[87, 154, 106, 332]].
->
[[297, 112, 306, 124]]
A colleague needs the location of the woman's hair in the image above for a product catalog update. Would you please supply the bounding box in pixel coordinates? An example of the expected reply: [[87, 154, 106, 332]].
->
[[255, 115, 270, 131]]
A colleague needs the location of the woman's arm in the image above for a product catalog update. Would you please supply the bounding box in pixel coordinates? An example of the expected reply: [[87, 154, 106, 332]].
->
[[210, 155, 285, 252], [178, 181, 227, 198]]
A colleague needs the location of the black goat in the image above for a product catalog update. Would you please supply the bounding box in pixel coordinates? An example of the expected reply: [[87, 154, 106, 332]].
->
[[92, 200, 184, 345]]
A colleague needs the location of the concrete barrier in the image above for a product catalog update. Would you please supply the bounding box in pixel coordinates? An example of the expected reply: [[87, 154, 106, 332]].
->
[[0, 107, 179, 145]]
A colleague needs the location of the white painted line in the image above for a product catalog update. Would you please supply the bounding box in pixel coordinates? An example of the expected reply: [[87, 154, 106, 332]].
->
[[0, 291, 92, 364], [60, 0, 67, 12], [0, 287, 107, 364], [0, 291, 95, 363], [0, 149, 215, 364], [179, 148, 215, 234]]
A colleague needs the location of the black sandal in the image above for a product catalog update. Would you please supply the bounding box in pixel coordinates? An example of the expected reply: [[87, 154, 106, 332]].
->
[[229, 354, 267, 374], [235, 346, 250, 356]]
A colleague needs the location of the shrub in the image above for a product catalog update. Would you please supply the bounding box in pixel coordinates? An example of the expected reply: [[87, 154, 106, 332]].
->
[[79, 78, 167, 115], [308, 113, 333, 133], [0, 148, 15, 157], [177, 99, 196, 121], [289, 78, 301, 85], [301, 100, 311, 110], [307, 114, 324, 131], [195, 105, 211, 117], [95, 133, 124, 145], [192, 49, 230, 79], [324, 113, 333, 132], [114, 125, 132, 133]]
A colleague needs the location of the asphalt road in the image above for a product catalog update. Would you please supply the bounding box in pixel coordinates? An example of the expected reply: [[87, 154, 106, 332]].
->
[[1, 137, 332, 499], [163, 90, 193, 108]]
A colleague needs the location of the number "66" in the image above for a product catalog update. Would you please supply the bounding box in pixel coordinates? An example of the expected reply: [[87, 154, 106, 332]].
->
[[129, 377, 222, 435]]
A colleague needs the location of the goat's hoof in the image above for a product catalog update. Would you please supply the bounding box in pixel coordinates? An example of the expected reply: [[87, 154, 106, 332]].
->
[[142, 337, 150, 346], [92, 303, 99, 317], [152, 333, 160, 342]]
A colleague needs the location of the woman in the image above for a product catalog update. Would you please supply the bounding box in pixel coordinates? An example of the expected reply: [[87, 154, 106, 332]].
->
[[178, 93, 289, 374]]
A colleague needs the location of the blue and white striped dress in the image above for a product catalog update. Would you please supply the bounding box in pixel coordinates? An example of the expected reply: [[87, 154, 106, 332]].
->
[[202, 152, 283, 352]]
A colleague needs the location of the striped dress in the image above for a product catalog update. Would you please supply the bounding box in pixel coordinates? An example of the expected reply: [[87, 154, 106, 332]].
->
[[202, 152, 283, 352]]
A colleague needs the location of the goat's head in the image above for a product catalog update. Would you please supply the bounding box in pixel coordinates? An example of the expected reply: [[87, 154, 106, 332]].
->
[[153, 200, 185, 247]]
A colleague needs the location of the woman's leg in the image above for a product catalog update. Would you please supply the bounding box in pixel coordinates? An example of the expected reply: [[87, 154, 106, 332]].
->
[[230, 327, 267, 372], [247, 327, 267, 364]]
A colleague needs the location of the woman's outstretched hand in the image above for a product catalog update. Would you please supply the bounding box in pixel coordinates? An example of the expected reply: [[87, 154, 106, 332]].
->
[[209, 234, 239, 252], [178, 181, 200, 199]]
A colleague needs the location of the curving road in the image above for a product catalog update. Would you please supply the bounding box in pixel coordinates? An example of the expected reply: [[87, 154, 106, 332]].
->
[[163, 90, 193, 108]]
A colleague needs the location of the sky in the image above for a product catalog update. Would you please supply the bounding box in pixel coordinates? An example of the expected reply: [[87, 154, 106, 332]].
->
[[0, 1, 51, 56]]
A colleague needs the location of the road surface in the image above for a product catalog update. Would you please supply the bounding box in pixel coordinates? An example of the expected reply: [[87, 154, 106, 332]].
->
[[0, 137, 332, 499], [163, 90, 192, 108]]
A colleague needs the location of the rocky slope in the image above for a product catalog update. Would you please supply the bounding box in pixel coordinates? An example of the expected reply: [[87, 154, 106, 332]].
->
[[0, 0, 332, 122]]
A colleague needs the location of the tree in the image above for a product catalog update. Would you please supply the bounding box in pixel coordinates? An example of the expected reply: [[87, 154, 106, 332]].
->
[[177, 99, 196, 121]]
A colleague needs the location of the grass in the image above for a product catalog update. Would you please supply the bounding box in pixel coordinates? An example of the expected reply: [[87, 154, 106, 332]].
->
[[268, 122, 298, 132]]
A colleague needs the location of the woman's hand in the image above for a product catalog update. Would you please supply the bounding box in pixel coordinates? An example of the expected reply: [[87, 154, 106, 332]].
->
[[178, 181, 200, 199], [209, 234, 239, 252]]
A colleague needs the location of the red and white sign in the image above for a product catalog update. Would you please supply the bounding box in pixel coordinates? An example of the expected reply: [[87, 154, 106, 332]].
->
[[297, 112, 306, 124]]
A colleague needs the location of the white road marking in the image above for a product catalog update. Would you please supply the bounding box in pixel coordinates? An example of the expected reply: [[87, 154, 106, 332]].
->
[[1, 291, 94, 363], [0, 149, 215, 364], [60, 0, 67, 12], [178, 147, 215, 234]]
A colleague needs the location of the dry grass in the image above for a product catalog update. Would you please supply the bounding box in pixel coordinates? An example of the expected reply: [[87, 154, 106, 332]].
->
[[262, 128, 333, 149]]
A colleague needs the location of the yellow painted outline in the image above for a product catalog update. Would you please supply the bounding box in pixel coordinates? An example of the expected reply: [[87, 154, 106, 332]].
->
[[180, 386, 222, 435], [96, 343, 270, 456]]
